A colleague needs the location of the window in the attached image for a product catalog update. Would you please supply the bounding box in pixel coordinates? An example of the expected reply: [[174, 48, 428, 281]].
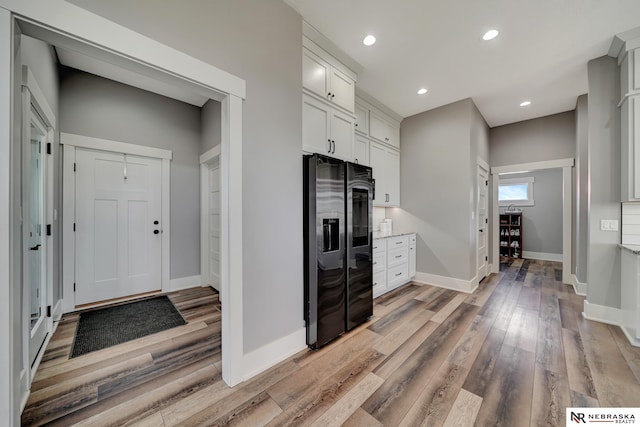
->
[[499, 177, 534, 206]]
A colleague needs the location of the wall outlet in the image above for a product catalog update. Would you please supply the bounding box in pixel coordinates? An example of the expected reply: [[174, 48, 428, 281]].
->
[[600, 219, 619, 231]]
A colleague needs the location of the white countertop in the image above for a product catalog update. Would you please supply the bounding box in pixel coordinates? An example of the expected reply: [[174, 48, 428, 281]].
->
[[373, 232, 415, 240], [619, 244, 640, 255]]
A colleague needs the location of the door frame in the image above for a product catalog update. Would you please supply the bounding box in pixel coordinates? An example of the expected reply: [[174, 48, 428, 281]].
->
[[200, 145, 221, 295], [21, 65, 56, 384], [476, 158, 490, 281], [0, 3, 247, 423], [61, 133, 172, 313], [491, 158, 574, 285]]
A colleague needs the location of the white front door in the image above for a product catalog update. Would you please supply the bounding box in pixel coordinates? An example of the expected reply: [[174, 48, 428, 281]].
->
[[75, 148, 162, 305], [477, 164, 489, 281]]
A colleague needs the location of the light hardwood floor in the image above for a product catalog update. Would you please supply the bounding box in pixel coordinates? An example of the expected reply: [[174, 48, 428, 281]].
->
[[22, 259, 640, 426]]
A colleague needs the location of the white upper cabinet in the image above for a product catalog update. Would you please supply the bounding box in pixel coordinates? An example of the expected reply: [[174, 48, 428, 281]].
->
[[303, 94, 354, 161], [370, 141, 400, 207], [302, 38, 357, 114], [353, 135, 370, 166], [370, 112, 400, 149], [354, 103, 369, 135], [619, 45, 640, 201], [302, 48, 329, 99]]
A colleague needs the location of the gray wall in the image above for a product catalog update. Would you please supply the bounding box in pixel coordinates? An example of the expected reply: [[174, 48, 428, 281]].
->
[[389, 99, 482, 281], [201, 99, 221, 154], [68, 0, 304, 353], [490, 111, 576, 167], [500, 169, 563, 255], [575, 94, 589, 282], [59, 68, 201, 280], [587, 56, 621, 308]]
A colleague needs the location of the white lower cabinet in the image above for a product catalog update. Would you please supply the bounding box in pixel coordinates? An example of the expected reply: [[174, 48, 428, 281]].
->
[[372, 239, 387, 297], [373, 233, 416, 298]]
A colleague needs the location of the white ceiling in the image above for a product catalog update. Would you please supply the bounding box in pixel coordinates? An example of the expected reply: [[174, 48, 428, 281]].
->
[[284, 0, 640, 127]]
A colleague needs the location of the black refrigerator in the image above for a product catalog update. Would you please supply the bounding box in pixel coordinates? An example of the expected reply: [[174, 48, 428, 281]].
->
[[303, 154, 373, 349]]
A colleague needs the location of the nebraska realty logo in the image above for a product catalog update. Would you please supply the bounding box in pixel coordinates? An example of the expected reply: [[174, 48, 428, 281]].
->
[[567, 408, 639, 424]]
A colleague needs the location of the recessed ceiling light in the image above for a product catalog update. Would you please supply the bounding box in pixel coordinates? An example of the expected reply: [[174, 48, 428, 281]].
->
[[363, 35, 376, 46], [482, 29, 499, 41], [520, 100, 531, 107], [417, 88, 428, 95]]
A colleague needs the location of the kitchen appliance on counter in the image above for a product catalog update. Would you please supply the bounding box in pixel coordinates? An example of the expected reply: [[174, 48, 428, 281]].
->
[[303, 154, 374, 349]]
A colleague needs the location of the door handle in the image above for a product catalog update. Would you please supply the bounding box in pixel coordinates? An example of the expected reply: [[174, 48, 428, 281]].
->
[[30, 244, 41, 251]]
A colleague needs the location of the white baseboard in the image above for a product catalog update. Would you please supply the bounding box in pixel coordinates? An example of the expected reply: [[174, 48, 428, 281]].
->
[[413, 271, 478, 294], [522, 251, 563, 262], [167, 275, 202, 292], [571, 274, 587, 296], [242, 327, 307, 382], [583, 300, 622, 326], [583, 300, 640, 348]]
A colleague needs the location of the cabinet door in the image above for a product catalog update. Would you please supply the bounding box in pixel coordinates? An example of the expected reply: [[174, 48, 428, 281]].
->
[[329, 67, 355, 113], [302, 95, 331, 155], [353, 136, 369, 166], [302, 48, 329, 99], [386, 148, 400, 207], [354, 103, 369, 135], [369, 112, 388, 144], [330, 109, 354, 161], [370, 141, 388, 206], [387, 123, 400, 149], [409, 235, 416, 278]]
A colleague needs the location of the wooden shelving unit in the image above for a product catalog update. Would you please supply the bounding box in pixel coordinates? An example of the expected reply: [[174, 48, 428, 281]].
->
[[500, 212, 522, 259]]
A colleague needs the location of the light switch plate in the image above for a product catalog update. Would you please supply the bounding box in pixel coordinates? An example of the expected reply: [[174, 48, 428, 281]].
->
[[600, 219, 619, 231]]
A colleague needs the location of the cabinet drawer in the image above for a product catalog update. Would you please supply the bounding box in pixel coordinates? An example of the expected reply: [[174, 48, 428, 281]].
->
[[373, 271, 387, 295], [387, 264, 409, 290], [387, 235, 408, 249], [373, 252, 386, 273], [372, 239, 387, 254], [388, 247, 408, 268]]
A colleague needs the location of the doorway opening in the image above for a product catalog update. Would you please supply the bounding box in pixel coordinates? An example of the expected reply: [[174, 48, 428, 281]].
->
[[491, 158, 574, 284]]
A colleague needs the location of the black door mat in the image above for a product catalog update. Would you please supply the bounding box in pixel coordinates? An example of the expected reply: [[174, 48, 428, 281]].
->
[[70, 295, 187, 358]]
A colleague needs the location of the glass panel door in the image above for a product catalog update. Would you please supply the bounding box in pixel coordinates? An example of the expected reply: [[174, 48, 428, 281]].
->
[[27, 107, 48, 366]]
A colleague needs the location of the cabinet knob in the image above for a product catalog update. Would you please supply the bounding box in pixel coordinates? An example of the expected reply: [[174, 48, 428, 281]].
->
[[153, 230, 160, 234]]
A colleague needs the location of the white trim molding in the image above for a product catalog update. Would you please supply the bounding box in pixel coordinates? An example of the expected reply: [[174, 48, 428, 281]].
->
[[571, 274, 588, 296], [61, 132, 172, 159], [491, 157, 574, 285], [241, 328, 306, 382], [200, 145, 221, 164], [0, 8, 14, 425], [522, 251, 563, 262], [168, 275, 203, 292], [413, 271, 479, 294], [583, 300, 622, 327], [491, 158, 574, 175]]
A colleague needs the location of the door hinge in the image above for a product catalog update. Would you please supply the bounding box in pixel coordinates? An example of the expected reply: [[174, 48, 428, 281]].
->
[[46, 142, 52, 155], [485, 218, 488, 224], [485, 180, 488, 186], [74, 163, 76, 172], [46, 224, 52, 236], [47, 305, 51, 317]]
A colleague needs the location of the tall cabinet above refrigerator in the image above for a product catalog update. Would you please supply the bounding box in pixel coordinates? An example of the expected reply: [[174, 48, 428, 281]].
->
[[303, 154, 373, 349]]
